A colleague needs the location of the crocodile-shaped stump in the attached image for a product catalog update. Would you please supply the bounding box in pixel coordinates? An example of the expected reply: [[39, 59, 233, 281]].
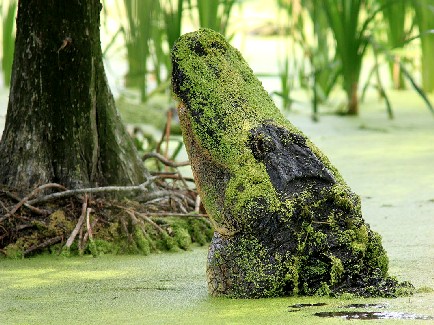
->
[[171, 29, 412, 298]]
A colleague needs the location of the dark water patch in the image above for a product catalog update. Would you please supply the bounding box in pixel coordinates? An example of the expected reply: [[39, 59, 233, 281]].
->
[[289, 303, 327, 308], [315, 311, 434, 320], [288, 303, 327, 312], [342, 303, 387, 309]]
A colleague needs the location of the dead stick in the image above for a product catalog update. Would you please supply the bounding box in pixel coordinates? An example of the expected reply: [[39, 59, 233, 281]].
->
[[139, 189, 185, 203], [126, 210, 148, 235], [83, 218, 98, 245], [195, 195, 201, 214], [65, 195, 88, 248], [24, 236, 63, 256], [146, 212, 208, 218], [86, 208, 93, 240], [1, 191, 49, 217], [164, 109, 172, 168], [4, 183, 66, 217], [134, 211, 166, 234], [27, 179, 156, 205]]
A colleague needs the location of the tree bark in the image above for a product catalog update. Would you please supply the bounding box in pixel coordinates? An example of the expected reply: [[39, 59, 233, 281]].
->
[[0, 0, 148, 191]]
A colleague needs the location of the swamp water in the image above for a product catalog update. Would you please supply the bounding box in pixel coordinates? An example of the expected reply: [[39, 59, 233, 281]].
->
[[1, 92, 434, 324]]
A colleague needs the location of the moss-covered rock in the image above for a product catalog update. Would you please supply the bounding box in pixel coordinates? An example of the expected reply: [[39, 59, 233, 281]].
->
[[171, 28, 412, 298]]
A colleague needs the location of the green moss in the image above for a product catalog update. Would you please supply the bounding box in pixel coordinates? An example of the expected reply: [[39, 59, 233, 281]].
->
[[3, 243, 23, 259], [188, 218, 214, 245], [365, 231, 389, 274], [173, 227, 192, 250], [172, 28, 408, 298], [172, 29, 346, 230], [133, 225, 151, 255]]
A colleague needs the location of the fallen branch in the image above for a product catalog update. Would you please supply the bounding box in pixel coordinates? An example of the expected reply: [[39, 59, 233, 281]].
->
[[64, 196, 88, 248], [23, 235, 63, 256], [82, 217, 99, 249], [27, 178, 156, 205], [145, 212, 208, 218], [134, 211, 166, 235], [194, 195, 201, 214], [139, 189, 187, 203], [86, 207, 94, 240], [1, 190, 49, 217], [3, 183, 64, 218]]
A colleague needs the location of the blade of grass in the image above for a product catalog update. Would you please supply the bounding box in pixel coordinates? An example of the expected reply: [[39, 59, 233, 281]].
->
[[2, 0, 17, 87], [413, 0, 434, 92]]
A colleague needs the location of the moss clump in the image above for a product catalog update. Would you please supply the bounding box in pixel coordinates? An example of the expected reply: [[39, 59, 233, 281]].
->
[[171, 29, 412, 298], [1, 205, 213, 258]]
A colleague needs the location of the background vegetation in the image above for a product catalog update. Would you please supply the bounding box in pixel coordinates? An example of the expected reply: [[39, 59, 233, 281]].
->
[[0, 0, 433, 257], [2, 0, 434, 117]]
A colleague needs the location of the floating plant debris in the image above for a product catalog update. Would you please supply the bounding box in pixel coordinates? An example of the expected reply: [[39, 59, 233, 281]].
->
[[288, 303, 327, 312], [342, 303, 387, 309], [315, 311, 434, 320], [289, 303, 327, 309]]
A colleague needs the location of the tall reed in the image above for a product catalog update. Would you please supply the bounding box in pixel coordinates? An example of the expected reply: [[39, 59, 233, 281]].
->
[[152, 0, 186, 86], [1, 0, 17, 87], [379, 0, 410, 89], [413, 0, 434, 93], [123, 0, 158, 102], [161, 0, 185, 48], [322, 0, 378, 115], [195, 0, 236, 36]]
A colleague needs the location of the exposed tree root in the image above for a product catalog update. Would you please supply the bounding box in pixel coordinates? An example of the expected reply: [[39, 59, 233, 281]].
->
[[0, 172, 212, 258]]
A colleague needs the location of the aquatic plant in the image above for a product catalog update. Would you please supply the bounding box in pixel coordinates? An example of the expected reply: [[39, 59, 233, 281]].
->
[[194, 0, 237, 36], [413, 0, 434, 93], [321, 0, 382, 115], [122, 0, 159, 101], [1, 0, 17, 87], [379, 0, 410, 89]]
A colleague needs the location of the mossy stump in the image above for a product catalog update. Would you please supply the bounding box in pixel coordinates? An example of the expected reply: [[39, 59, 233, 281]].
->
[[171, 29, 412, 298]]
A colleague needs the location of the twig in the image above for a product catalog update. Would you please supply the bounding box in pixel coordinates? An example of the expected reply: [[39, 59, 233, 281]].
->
[[122, 207, 166, 236], [164, 109, 172, 165], [134, 211, 166, 235], [145, 212, 208, 218], [139, 189, 180, 203], [171, 196, 188, 214], [86, 208, 93, 240], [82, 217, 98, 247], [4, 183, 65, 218], [143, 152, 190, 168], [126, 210, 149, 237], [65, 196, 87, 248], [1, 191, 49, 217], [27, 178, 156, 205], [195, 195, 201, 214]]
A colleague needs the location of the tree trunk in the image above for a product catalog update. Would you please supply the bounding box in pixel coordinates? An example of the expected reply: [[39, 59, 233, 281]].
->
[[0, 0, 148, 191]]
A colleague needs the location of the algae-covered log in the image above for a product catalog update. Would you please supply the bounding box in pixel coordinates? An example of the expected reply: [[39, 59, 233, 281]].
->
[[171, 29, 412, 298]]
